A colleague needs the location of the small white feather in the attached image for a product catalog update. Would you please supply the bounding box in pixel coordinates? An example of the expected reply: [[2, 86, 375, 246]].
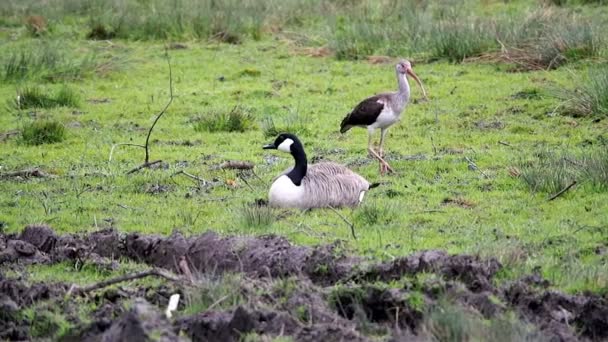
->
[[165, 294, 180, 319]]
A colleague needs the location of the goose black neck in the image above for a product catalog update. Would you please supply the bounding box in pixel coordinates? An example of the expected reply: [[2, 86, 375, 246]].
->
[[287, 144, 307, 186]]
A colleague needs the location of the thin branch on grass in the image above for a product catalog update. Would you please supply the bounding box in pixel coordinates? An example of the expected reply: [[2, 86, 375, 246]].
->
[[216, 160, 255, 170], [498, 141, 511, 147], [206, 294, 232, 311], [179, 256, 195, 284], [0, 130, 19, 141], [0, 168, 52, 179], [69, 268, 182, 296], [126, 160, 163, 174], [117, 203, 143, 211], [237, 173, 255, 191], [123, 47, 174, 174], [328, 206, 356, 240], [548, 180, 577, 201], [172, 170, 208, 187], [464, 156, 489, 178], [108, 143, 146, 162]]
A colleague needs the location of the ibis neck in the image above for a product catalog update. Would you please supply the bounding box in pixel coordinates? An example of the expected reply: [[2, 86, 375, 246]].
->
[[287, 146, 307, 186], [394, 71, 411, 109], [397, 71, 410, 98]]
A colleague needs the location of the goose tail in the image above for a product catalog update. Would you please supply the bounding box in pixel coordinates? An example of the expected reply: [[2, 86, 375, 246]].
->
[[369, 182, 380, 189]]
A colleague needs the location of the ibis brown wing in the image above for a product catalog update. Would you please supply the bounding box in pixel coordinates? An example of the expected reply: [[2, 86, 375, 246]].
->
[[340, 95, 385, 133]]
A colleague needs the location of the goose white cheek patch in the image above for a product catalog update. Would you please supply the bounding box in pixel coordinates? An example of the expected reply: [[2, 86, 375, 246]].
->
[[278, 138, 294, 153]]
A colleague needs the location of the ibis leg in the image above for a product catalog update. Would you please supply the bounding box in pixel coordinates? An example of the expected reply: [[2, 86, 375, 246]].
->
[[367, 130, 394, 174], [378, 128, 393, 174]]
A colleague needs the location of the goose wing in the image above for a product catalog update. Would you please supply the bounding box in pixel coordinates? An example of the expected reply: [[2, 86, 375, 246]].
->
[[300, 162, 371, 208]]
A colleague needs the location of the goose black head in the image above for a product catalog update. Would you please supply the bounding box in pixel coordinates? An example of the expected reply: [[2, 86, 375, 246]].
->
[[263, 133, 302, 154]]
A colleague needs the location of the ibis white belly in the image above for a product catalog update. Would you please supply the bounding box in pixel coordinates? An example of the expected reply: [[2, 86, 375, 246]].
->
[[371, 107, 400, 129]]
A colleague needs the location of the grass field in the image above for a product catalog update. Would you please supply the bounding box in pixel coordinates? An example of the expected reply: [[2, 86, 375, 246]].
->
[[1, 0, 608, 340]]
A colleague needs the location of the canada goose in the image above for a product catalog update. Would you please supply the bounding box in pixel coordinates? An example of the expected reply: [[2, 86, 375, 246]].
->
[[263, 133, 378, 210], [340, 59, 427, 174]]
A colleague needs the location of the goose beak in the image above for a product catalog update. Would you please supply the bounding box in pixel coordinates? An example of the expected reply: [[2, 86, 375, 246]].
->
[[406, 68, 428, 101], [263, 143, 276, 150]]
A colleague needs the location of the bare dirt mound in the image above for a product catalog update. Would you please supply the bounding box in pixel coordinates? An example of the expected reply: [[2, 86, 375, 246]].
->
[[1, 225, 607, 341]]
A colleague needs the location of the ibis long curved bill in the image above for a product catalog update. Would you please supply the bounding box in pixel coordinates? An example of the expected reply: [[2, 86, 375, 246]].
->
[[406, 68, 427, 100]]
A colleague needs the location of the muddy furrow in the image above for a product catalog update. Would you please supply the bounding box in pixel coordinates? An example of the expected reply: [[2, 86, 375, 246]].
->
[[1, 225, 607, 341]]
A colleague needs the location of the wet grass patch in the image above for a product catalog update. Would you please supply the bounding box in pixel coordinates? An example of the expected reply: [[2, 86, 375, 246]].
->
[[20, 120, 66, 146], [13, 85, 79, 109]]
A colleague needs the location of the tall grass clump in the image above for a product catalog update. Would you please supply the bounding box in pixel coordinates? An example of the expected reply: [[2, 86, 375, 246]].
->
[[428, 18, 496, 62], [494, 9, 601, 70], [329, 1, 431, 60], [13, 85, 79, 109], [84, 0, 268, 42], [519, 147, 608, 194], [2, 41, 99, 81], [21, 120, 66, 145], [261, 108, 309, 138], [183, 274, 245, 315], [519, 149, 579, 194], [553, 67, 608, 118], [354, 201, 398, 226], [582, 148, 608, 192], [422, 301, 544, 342], [240, 203, 275, 229], [193, 106, 254, 133]]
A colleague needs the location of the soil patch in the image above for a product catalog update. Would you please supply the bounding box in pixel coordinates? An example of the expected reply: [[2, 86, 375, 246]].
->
[[1, 226, 607, 341]]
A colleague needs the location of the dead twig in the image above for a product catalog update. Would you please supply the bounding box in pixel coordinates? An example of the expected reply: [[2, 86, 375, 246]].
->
[[216, 160, 255, 170], [172, 170, 208, 186], [125, 47, 174, 174], [498, 141, 511, 147], [69, 268, 182, 296], [328, 206, 356, 240], [548, 180, 577, 201], [237, 173, 255, 191], [109, 143, 146, 162], [179, 256, 195, 284], [0, 168, 52, 179], [464, 156, 489, 178], [0, 130, 19, 141], [126, 160, 163, 174]]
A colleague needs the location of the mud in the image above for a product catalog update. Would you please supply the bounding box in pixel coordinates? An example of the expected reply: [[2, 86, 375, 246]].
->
[[1, 225, 607, 341]]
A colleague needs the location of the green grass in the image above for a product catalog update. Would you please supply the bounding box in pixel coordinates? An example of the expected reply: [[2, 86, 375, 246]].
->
[[1, 40, 104, 82], [183, 274, 245, 315], [13, 85, 79, 109], [0, 0, 608, 298], [422, 301, 544, 341], [20, 120, 66, 145], [555, 67, 608, 118], [193, 106, 255, 133]]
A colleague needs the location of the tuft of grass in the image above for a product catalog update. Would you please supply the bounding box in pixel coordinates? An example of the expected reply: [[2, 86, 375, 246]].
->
[[493, 9, 601, 70], [2, 41, 100, 82], [582, 148, 608, 192], [13, 85, 79, 109], [21, 120, 66, 146], [193, 106, 254, 133], [183, 274, 245, 315], [554, 67, 608, 118], [354, 201, 398, 226], [261, 108, 308, 138], [519, 147, 608, 194], [422, 301, 544, 342], [240, 203, 275, 229], [428, 18, 496, 63], [519, 149, 578, 194]]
